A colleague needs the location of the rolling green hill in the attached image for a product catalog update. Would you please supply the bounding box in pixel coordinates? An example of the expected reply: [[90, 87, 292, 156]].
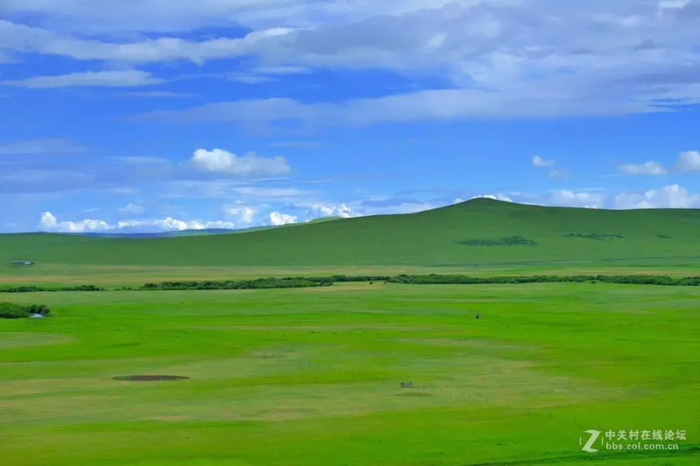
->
[[1, 199, 700, 269]]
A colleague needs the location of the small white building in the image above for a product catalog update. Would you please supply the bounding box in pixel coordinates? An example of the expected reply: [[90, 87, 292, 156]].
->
[[11, 260, 34, 266]]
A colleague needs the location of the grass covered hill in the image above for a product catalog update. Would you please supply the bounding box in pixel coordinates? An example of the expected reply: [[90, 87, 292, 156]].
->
[[1, 198, 700, 268]]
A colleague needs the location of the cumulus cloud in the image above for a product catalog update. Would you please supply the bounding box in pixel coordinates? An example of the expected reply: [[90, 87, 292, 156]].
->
[[39, 211, 110, 233], [675, 150, 700, 172], [39, 211, 236, 233], [618, 161, 669, 175], [472, 194, 514, 202], [1, 70, 162, 88], [191, 148, 291, 177], [532, 155, 555, 168], [307, 203, 353, 218], [224, 205, 256, 224], [268, 211, 298, 226], [547, 190, 607, 209], [614, 184, 700, 209]]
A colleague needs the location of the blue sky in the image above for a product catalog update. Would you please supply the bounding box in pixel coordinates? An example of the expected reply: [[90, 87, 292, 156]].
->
[[1, 0, 699, 233]]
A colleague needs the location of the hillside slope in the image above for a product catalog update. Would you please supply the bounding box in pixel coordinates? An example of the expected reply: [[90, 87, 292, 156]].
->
[[1, 199, 699, 268]]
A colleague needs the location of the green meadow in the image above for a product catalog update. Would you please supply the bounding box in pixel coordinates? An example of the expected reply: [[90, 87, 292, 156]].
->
[[2, 199, 700, 271], [1, 283, 698, 465], [1, 200, 699, 464]]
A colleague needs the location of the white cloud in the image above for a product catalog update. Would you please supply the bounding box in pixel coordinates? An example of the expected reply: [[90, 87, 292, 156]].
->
[[532, 155, 554, 168], [615, 184, 700, 209], [191, 148, 291, 177], [675, 150, 700, 172], [224, 206, 256, 224], [0, 138, 85, 155], [1, 70, 162, 88], [472, 194, 514, 202], [0, 20, 294, 64], [39, 211, 236, 233], [116, 218, 236, 231], [618, 161, 668, 175], [118, 202, 146, 215], [268, 211, 298, 226], [0, 3, 306, 34], [133, 84, 668, 128], [39, 211, 110, 233], [548, 190, 606, 209], [5, 1, 700, 118], [122, 91, 195, 98], [307, 203, 353, 218]]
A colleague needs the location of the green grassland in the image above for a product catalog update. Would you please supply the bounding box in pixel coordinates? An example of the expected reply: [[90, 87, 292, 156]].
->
[[1, 200, 699, 464], [1, 283, 699, 465], [2, 199, 700, 275], [2, 199, 700, 287]]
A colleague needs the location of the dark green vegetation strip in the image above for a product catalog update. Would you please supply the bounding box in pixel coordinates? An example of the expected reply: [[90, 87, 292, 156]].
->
[[386, 274, 700, 286], [0, 302, 51, 318], [3, 274, 700, 293], [140, 277, 335, 290], [0, 285, 103, 293], [457, 236, 538, 246], [561, 233, 624, 241]]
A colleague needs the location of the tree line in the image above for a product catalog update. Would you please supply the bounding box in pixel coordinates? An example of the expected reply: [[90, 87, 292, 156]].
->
[[0, 285, 103, 293], [141, 277, 334, 291], [2, 274, 699, 294], [385, 274, 700, 286]]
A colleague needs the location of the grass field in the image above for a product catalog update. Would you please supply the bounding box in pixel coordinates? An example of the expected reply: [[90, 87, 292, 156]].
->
[[2, 200, 700, 272], [1, 282, 698, 465]]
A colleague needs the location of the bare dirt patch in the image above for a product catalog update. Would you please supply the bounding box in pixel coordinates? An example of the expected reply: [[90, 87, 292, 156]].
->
[[113, 375, 190, 382]]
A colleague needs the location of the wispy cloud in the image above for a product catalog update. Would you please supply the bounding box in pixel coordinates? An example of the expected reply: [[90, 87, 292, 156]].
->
[[532, 155, 555, 168], [0, 138, 86, 155], [1, 70, 162, 88], [618, 161, 668, 176], [617, 151, 700, 175], [121, 91, 196, 98]]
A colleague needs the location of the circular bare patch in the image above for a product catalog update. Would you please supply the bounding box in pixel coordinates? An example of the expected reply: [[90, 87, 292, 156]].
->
[[113, 375, 190, 382]]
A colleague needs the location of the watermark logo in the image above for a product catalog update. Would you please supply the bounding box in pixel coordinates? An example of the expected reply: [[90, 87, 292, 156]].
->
[[581, 430, 602, 453], [580, 429, 687, 453]]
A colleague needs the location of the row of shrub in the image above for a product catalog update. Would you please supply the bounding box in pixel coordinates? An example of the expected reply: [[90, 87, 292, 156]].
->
[[141, 277, 335, 291], [457, 236, 538, 247], [385, 274, 700, 286], [0, 302, 51, 319], [0, 285, 103, 293], [3, 274, 699, 294], [330, 275, 391, 282], [562, 233, 624, 241]]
